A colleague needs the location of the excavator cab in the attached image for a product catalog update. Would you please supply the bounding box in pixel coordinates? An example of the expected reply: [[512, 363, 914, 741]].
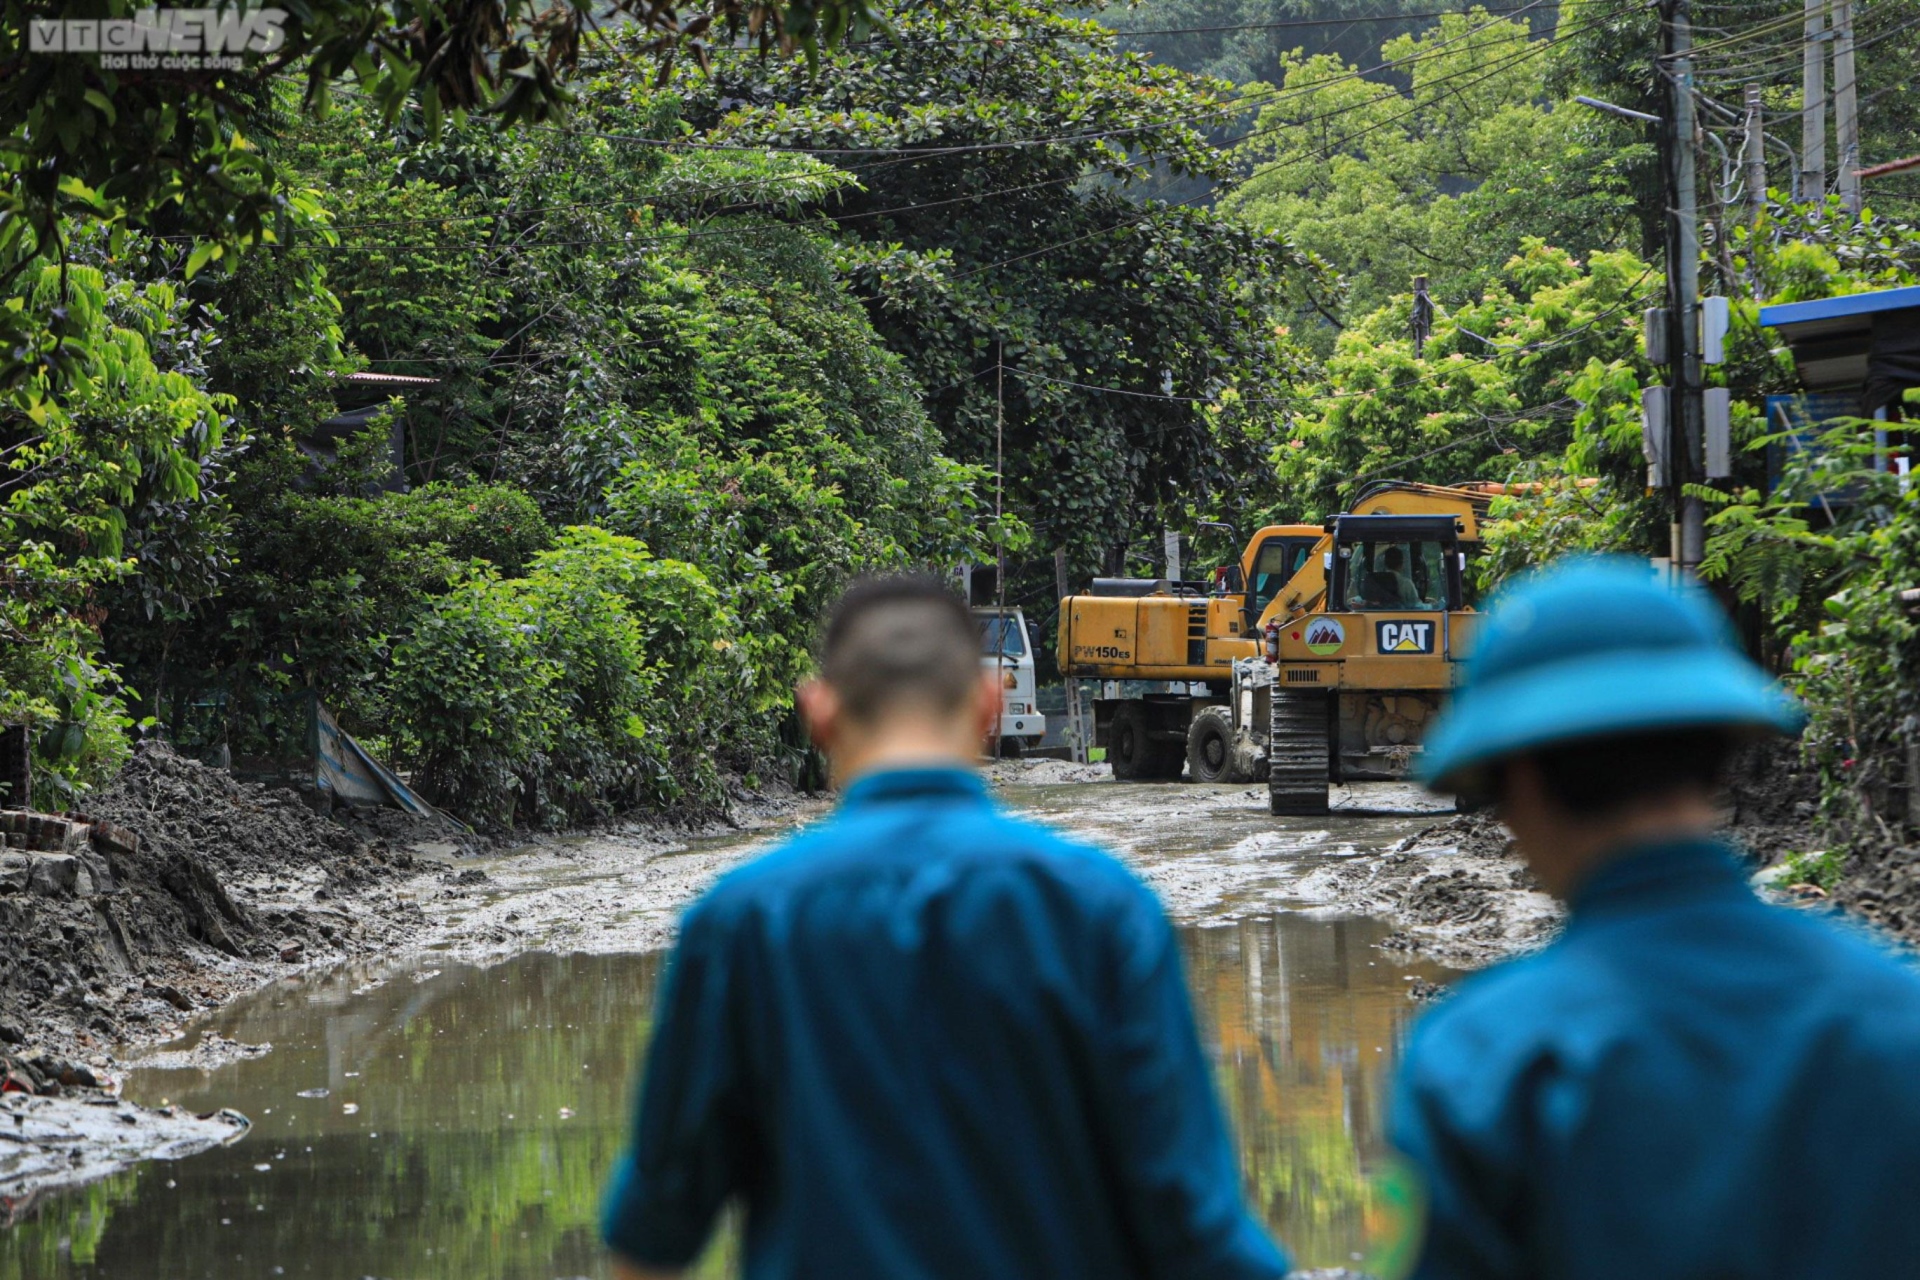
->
[[1328, 515, 1466, 614], [1245, 532, 1320, 630]]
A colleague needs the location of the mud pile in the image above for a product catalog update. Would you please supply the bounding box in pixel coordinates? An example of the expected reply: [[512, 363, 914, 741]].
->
[[1295, 813, 1562, 967], [1723, 740, 1822, 863], [1345, 748, 1836, 970], [0, 744, 422, 1074], [1833, 855, 1920, 948]]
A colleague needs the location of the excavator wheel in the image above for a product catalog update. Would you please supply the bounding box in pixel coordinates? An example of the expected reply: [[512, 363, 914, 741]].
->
[[1267, 688, 1331, 816], [1186, 706, 1243, 784], [1108, 703, 1156, 780]]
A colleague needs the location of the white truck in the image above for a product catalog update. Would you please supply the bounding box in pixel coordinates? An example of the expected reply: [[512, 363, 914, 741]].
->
[[975, 607, 1045, 755]]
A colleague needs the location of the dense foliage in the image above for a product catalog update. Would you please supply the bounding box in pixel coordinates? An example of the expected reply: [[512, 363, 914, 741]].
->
[[0, 0, 896, 402], [7, 0, 1920, 846], [92, 80, 1012, 827], [7, 0, 1332, 827], [676, 0, 1329, 574]]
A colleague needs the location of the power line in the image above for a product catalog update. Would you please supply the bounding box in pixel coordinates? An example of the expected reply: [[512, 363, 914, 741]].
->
[[560, 0, 1566, 159], [948, 4, 1624, 283], [203, 3, 1590, 256], [1097, 4, 1563, 39], [1003, 272, 1654, 408]]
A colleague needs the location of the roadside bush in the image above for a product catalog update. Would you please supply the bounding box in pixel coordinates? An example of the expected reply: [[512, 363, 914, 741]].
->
[[528, 527, 747, 811], [388, 527, 741, 830], [387, 568, 569, 831], [1701, 425, 1920, 854], [160, 460, 556, 741]]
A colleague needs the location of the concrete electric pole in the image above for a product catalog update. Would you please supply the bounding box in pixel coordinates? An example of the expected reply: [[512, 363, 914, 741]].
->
[[1661, 0, 1706, 571], [1833, 0, 1861, 212], [1746, 85, 1768, 233], [1662, 0, 1705, 573], [1802, 0, 1827, 200]]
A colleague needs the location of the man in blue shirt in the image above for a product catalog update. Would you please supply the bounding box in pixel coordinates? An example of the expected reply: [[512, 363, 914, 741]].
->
[[1392, 558, 1920, 1279], [602, 575, 1289, 1280]]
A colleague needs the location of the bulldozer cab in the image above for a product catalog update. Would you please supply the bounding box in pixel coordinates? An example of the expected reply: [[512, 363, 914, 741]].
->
[[1328, 515, 1466, 615]]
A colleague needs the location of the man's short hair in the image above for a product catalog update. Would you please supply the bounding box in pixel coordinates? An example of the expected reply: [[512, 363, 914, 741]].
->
[[821, 576, 982, 724], [1492, 727, 1736, 817]]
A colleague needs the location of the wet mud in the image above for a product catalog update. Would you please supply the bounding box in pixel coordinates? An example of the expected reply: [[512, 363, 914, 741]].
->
[[0, 748, 1840, 1239], [0, 908, 1454, 1276], [1, 1092, 248, 1227]]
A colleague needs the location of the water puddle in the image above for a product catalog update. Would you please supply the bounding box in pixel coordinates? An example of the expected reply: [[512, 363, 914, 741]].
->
[[3, 780, 1456, 1276]]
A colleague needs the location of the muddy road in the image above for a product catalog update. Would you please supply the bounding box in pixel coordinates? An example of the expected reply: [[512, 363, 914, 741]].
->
[[4, 765, 1545, 1276]]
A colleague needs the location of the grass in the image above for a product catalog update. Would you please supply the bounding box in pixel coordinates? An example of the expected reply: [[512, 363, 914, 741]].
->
[[1777, 847, 1847, 892]]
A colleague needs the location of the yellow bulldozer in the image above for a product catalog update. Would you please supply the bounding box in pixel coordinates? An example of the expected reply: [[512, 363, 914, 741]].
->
[[1057, 481, 1504, 814]]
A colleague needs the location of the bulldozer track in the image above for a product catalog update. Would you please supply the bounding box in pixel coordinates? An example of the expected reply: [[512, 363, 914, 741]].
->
[[1268, 689, 1330, 816]]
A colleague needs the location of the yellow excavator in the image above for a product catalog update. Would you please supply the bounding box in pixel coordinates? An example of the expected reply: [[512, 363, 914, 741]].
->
[[1058, 481, 1508, 814]]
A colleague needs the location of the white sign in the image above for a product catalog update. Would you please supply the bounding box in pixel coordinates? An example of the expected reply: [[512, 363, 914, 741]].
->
[[30, 8, 287, 70]]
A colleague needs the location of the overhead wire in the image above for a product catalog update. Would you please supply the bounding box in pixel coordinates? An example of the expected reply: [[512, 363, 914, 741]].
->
[[555, 0, 1567, 159], [226, 0, 1650, 418], [947, 2, 1631, 283], [963, 266, 1655, 411], [214, 0, 1564, 251], [203, 0, 1597, 256]]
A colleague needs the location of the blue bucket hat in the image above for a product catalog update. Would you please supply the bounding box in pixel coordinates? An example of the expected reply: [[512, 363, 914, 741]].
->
[[1419, 556, 1806, 796]]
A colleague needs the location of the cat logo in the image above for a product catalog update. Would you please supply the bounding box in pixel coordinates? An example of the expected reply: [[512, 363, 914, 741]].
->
[[1304, 617, 1346, 656], [1377, 620, 1435, 654]]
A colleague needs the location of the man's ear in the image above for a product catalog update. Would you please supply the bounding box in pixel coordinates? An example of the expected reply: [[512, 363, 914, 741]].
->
[[972, 669, 1002, 747], [797, 679, 840, 752]]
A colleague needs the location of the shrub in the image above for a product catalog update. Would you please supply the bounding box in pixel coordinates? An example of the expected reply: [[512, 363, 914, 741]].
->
[[388, 527, 742, 830]]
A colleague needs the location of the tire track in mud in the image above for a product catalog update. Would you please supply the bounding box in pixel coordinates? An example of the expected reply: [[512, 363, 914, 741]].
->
[[403, 763, 1474, 970]]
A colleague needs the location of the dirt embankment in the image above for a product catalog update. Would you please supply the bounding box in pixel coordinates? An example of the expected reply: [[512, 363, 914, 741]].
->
[[1321, 743, 1836, 970], [1, 745, 436, 1091], [2, 746, 813, 1087]]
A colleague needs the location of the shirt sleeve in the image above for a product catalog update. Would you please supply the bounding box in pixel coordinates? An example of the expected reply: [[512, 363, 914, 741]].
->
[[601, 902, 751, 1268], [1092, 887, 1292, 1280], [1388, 1022, 1527, 1280]]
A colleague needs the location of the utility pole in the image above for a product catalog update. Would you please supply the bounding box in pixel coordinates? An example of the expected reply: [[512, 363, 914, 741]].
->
[[1746, 85, 1768, 233], [1053, 547, 1087, 764], [1802, 0, 1827, 201], [993, 342, 1007, 758], [1662, 0, 1705, 573], [1833, 0, 1860, 212], [1411, 275, 1433, 359]]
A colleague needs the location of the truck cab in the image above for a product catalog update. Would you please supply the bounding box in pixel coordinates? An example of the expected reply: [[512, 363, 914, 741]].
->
[[976, 607, 1046, 754]]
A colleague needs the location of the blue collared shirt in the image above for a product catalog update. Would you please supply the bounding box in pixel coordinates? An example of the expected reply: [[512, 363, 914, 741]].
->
[[602, 766, 1288, 1280], [1390, 837, 1920, 1279]]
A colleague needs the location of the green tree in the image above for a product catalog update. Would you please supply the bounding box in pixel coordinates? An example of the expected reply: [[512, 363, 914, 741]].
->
[[0, 0, 905, 405], [1262, 242, 1659, 522], [1224, 10, 1646, 333], [669, 0, 1327, 577], [0, 242, 232, 793]]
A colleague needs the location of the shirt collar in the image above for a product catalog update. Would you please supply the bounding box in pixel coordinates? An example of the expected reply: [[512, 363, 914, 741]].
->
[[839, 765, 993, 810], [1567, 836, 1751, 918]]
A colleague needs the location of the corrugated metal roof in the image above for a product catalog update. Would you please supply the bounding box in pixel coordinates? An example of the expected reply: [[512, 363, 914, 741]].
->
[[336, 370, 439, 387], [1758, 285, 1920, 393], [1759, 285, 1920, 331]]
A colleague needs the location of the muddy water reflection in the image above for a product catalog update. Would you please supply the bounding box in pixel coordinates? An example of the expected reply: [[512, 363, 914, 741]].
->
[[3, 917, 1449, 1278]]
